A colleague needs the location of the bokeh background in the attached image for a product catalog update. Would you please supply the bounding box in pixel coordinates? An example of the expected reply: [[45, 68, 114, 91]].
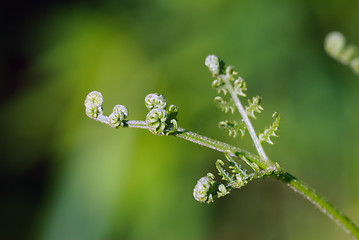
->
[[2, 0, 359, 239]]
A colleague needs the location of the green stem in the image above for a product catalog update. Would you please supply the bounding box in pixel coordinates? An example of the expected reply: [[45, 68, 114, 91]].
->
[[101, 119, 359, 238], [125, 120, 268, 169], [275, 171, 359, 239]]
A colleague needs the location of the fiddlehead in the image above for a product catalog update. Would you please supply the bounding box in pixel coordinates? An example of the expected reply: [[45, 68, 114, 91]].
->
[[193, 173, 218, 203], [144, 93, 178, 136], [109, 105, 128, 128], [145, 93, 167, 110], [325, 31, 359, 75], [192, 171, 232, 203], [205, 54, 224, 76], [84, 91, 178, 134], [146, 108, 168, 134], [84, 91, 104, 118], [84, 91, 128, 128]]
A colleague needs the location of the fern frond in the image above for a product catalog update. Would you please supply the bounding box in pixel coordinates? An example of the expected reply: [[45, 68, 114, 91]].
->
[[259, 112, 280, 145], [218, 120, 246, 138], [245, 96, 263, 119], [214, 96, 235, 114]]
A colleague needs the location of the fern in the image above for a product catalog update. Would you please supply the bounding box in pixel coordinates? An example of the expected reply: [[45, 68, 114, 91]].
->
[[84, 54, 359, 239]]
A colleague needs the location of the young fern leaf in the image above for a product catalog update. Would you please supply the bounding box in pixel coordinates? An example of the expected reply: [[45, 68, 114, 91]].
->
[[212, 78, 228, 95], [215, 158, 247, 190], [194, 152, 262, 203], [228, 158, 244, 174], [245, 96, 263, 119], [324, 31, 359, 75], [207, 54, 274, 165], [233, 77, 247, 97], [214, 96, 235, 114], [224, 152, 248, 176], [211, 68, 247, 97], [216, 159, 233, 182], [218, 120, 246, 138], [259, 112, 280, 145]]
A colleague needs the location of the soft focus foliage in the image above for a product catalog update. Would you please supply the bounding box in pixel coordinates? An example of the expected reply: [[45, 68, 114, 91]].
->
[[325, 31, 359, 74], [2, 0, 359, 240]]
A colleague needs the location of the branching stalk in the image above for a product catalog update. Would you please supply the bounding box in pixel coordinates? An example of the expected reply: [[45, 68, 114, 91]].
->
[[84, 53, 359, 239]]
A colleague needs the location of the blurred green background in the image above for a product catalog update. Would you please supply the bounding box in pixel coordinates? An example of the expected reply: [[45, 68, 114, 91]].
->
[[1, 0, 359, 239]]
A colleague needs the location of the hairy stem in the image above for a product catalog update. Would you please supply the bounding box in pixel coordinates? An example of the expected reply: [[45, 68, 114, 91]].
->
[[275, 172, 359, 239], [125, 120, 268, 169]]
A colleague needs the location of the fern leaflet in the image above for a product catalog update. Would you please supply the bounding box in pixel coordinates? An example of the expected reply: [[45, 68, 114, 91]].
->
[[218, 120, 246, 138], [259, 112, 280, 145], [245, 96, 263, 119], [214, 96, 235, 114]]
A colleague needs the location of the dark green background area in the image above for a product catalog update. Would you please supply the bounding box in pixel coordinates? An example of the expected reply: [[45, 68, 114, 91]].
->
[[1, 0, 359, 239]]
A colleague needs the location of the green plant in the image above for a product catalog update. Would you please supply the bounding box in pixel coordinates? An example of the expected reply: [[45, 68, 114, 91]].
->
[[84, 54, 359, 239], [325, 31, 359, 75]]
